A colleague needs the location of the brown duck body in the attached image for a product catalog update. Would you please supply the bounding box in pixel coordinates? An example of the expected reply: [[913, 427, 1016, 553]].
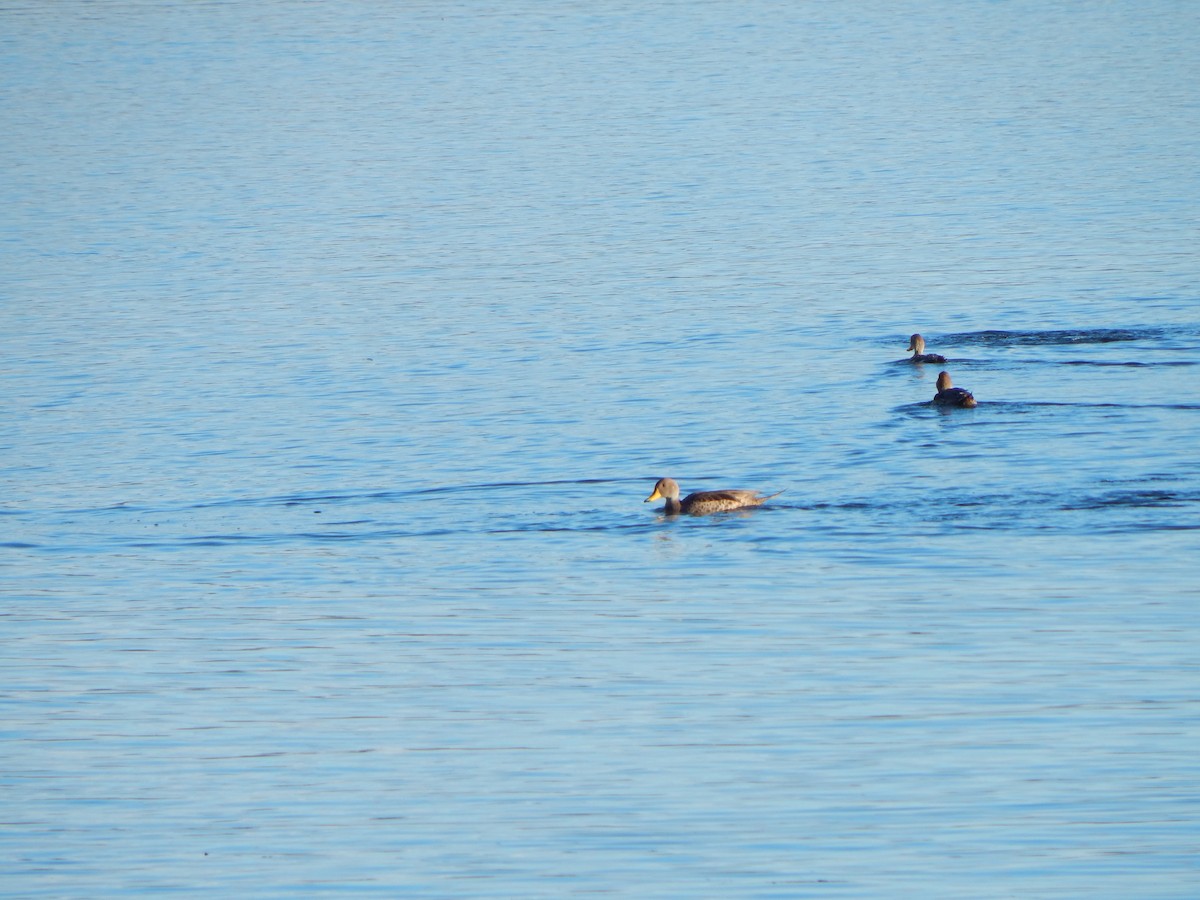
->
[[644, 477, 783, 516], [932, 371, 977, 408], [907, 333, 947, 364]]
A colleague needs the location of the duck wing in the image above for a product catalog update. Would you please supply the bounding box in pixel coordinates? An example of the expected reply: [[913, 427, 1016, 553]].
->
[[934, 388, 976, 407], [681, 489, 782, 514]]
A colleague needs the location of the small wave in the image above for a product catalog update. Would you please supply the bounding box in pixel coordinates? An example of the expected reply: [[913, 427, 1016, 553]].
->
[[1059, 359, 1198, 367], [408, 476, 644, 498], [885, 357, 970, 367], [1063, 489, 1200, 511], [124, 478, 649, 515], [939, 327, 1170, 346], [484, 520, 660, 536], [897, 400, 1200, 416], [124, 526, 462, 548], [1006, 401, 1200, 412], [894, 401, 981, 416]]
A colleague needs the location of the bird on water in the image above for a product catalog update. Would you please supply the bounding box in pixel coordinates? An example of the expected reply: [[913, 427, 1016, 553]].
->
[[932, 371, 977, 408], [907, 333, 947, 364], [644, 477, 783, 516]]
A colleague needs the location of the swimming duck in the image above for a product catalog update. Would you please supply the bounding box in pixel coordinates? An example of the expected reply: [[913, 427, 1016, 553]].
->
[[933, 371, 977, 408], [907, 333, 947, 364], [644, 477, 783, 516]]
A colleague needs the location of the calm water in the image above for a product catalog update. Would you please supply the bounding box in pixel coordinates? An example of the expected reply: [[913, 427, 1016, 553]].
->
[[4, 1, 1199, 896]]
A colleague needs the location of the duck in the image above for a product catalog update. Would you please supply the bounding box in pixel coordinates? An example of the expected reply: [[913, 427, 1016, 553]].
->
[[932, 371, 977, 408], [644, 477, 783, 516], [907, 333, 947, 364]]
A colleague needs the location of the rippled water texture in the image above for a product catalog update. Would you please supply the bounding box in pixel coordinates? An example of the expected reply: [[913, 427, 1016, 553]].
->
[[4, 1, 1199, 896]]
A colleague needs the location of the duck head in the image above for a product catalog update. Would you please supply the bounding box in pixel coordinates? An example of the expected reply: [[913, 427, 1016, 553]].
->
[[645, 477, 681, 503]]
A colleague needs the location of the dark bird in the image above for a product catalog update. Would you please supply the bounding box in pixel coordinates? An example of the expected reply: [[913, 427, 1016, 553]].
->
[[933, 371, 977, 408], [907, 333, 947, 364]]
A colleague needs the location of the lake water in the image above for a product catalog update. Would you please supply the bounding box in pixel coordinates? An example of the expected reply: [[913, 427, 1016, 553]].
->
[[3, 1, 1199, 896]]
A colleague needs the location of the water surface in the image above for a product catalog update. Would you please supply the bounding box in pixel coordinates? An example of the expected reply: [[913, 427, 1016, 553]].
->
[[3, 1, 1199, 896]]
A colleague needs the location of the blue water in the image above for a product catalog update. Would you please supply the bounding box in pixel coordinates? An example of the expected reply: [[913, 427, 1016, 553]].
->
[[4, 2, 1199, 896]]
